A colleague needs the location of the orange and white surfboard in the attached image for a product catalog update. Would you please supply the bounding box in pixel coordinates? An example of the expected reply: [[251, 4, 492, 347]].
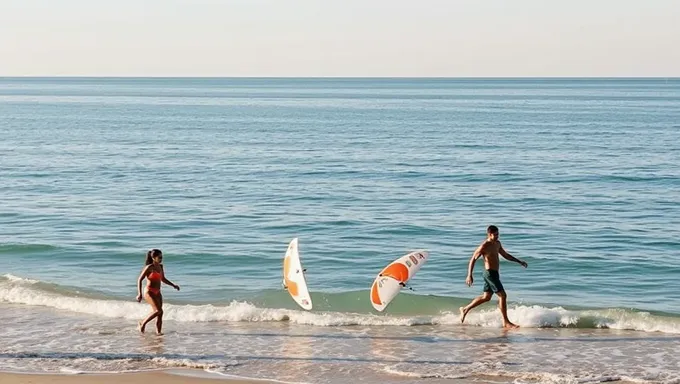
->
[[283, 238, 312, 310], [370, 250, 428, 312]]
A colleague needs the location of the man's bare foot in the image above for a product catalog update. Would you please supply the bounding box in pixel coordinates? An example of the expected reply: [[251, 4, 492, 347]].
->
[[138, 321, 145, 333], [156, 331, 164, 336], [459, 307, 468, 324], [502, 322, 520, 329]]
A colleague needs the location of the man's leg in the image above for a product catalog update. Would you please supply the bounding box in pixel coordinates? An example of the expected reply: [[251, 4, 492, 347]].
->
[[460, 292, 492, 323], [497, 291, 518, 328]]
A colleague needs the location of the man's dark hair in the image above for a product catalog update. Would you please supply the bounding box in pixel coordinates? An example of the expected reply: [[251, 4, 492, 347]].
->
[[487, 225, 499, 234]]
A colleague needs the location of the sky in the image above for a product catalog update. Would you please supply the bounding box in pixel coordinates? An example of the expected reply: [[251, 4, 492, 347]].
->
[[0, 0, 678, 77]]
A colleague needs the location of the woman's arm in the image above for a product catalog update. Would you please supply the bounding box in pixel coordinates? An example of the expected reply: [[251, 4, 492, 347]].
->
[[137, 265, 151, 301], [161, 266, 180, 290]]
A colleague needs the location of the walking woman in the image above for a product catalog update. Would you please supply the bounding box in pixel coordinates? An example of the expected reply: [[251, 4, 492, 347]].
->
[[136, 249, 180, 335]]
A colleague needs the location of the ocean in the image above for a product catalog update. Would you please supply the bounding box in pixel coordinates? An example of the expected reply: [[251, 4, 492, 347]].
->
[[1, 77, 679, 383]]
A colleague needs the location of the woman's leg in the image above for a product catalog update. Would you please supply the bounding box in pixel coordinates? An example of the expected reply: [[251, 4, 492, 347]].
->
[[139, 291, 162, 333], [154, 293, 164, 335]]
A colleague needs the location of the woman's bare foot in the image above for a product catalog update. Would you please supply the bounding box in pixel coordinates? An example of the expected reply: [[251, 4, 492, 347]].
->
[[459, 307, 469, 324], [138, 321, 145, 333], [156, 331, 164, 336], [503, 322, 520, 329]]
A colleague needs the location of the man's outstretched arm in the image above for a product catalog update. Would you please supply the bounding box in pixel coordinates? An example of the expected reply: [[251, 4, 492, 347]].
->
[[499, 244, 527, 268]]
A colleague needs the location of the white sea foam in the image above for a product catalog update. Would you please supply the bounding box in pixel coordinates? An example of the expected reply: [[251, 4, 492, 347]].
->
[[203, 369, 312, 384], [0, 356, 238, 376], [382, 365, 468, 379], [2, 275, 680, 334], [384, 364, 676, 384], [436, 305, 680, 334], [2, 274, 39, 284]]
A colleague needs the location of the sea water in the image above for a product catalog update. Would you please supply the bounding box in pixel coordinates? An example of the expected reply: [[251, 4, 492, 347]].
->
[[1, 77, 679, 383]]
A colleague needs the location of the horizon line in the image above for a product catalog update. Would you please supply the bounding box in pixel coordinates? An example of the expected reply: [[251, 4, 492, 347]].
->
[[1, 75, 679, 79]]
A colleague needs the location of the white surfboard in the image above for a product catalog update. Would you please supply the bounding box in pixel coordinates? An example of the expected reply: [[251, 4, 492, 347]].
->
[[283, 238, 312, 310], [370, 250, 428, 312]]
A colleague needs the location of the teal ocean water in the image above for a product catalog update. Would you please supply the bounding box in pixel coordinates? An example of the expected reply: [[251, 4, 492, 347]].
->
[[1, 78, 679, 383]]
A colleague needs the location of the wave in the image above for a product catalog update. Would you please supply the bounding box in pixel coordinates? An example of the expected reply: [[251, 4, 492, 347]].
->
[[383, 364, 665, 384], [1, 352, 238, 375], [2, 274, 680, 333], [0, 243, 60, 254], [2, 274, 39, 284], [3, 354, 305, 383]]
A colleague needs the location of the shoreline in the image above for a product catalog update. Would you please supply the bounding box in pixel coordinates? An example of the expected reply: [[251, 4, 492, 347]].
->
[[0, 370, 282, 384], [0, 370, 495, 384]]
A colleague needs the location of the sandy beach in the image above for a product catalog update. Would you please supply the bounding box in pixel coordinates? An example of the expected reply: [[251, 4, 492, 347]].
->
[[0, 371, 277, 384]]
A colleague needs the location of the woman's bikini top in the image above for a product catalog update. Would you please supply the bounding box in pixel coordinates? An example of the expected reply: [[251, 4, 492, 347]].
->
[[148, 270, 163, 282]]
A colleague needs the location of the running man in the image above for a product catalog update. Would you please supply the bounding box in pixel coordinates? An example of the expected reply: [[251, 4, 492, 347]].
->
[[460, 225, 527, 328]]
